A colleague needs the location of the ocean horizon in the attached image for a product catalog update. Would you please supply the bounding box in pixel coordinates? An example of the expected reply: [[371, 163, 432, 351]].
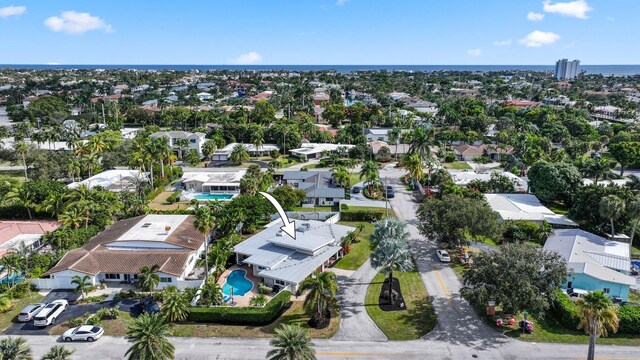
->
[[2, 64, 640, 76]]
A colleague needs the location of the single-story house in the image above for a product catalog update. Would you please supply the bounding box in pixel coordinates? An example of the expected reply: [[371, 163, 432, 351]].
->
[[181, 170, 246, 193], [68, 169, 148, 192], [150, 131, 207, 158], [233, 219, 355, 291], [484, 193, 577, 228], [452, 144, 487, 161], [289, 143, 354, 161], [369, 140, 411, 159], [39, 215, 206, 290], [212, 143, 280, 162], [544, 229, 635, 301], [0, 220, 62, 259], [282, 171, 345, 206], [449, 170, 528, 192]]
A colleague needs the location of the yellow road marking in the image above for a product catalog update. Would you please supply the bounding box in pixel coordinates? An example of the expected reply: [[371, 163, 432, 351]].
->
[[434, 269, 451, 299]]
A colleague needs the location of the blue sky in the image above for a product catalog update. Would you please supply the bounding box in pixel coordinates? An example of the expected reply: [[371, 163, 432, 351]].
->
[[0, 0, 638, 65]]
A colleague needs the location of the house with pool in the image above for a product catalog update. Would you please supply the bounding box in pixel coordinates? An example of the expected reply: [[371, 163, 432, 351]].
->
[[232, 219, 355, 292], [180, 170, 246, 201], [543, 228, 636, 301]]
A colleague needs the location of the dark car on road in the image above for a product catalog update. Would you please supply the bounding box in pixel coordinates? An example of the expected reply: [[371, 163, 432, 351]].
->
[[386, 186, 395, 198], [352, 186, 362, 193]]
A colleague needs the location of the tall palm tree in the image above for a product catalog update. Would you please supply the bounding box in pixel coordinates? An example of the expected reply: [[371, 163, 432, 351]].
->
[[207, 240, 232, 281], [161, 286, 189, 322], [194, 207, 215, 282], [229, 144, 249, 164], [153, 137, 171, 179], [388, 127, 401, 160], [577, 291, 619, 360], [65, 157, 81, 182], [369, 220, 414, 304], [408, 127, 433, 160], [38, 192, 66, 217], [627, 196, 640, 245], [58, 208, 84, 230], [331, 165, 350, 189], [125, 313, 175, 360], [267, 324, 316, 360], [599, 195, 626, 236], [4, 185, 35, 219], [0, 336, 32, 360], [201, 139, 217, 162], [14, 141, 29, 181], [295, 271, 338, 322], [359, 160, 379, 192], [174, 138, 189, 160], [138, 264, 160, 297], [400, 153, 424, 189], [70, 275, 93, 300], [41, 345, 75, 360]]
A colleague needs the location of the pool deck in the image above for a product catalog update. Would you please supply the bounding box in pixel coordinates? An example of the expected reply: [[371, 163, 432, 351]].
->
[[217, 265, 273, 307]]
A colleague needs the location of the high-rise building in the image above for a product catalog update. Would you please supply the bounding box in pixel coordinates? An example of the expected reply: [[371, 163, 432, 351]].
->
[[555, 59, 580, 80]]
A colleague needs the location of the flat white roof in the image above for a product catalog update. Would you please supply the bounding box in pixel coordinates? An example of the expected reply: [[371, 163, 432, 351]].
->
[[484, 193, 576, 226], [181, 170, 246, 185], [290, 143, 354, 156], [117, 214, 189, 242], [68, 169, 148, 191], [214, 143, 280, 155]]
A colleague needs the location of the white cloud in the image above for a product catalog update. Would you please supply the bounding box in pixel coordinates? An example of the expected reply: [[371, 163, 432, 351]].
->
[[336, 0, 350, 5], [527, 12, 545, 21], [493, 39, 513, 47], [543, 0, 593, 19], [44, 11, 113, 34], [0, 5, 26, 17], [232, 51, 263, 65], [466, 49, 482, 58], [519, 31, 561, 47]]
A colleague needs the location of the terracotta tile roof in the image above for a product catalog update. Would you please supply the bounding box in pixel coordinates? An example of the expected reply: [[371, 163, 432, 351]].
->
[[453, 144, 487, 156], [0, 220, 62, 246]]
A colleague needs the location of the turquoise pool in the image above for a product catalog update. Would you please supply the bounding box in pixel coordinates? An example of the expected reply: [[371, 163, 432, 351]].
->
[[222, 269, 254, 297], [193, 193, 235, 201]]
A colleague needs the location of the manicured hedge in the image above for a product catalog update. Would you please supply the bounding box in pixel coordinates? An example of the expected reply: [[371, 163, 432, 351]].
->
[[187, 290, 291, 325], [550, 289, 580, 330], [618, 305, 640, 334], [340, 209, 385, 221]]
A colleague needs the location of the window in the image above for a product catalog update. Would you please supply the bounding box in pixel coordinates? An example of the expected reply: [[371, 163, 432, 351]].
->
[[257, 266, 266, 271], [275, 279, 286, 286], [105, 274, 120, 280], [160, 277, 172, 283], [325, 198, 333, 202], [189, 139, 196, 143], [603, 288, 610, 294]]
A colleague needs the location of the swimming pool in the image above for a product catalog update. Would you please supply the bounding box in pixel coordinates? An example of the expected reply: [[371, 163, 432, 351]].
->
[[222, 269, 254, 297], [193, 193, 235, 201]]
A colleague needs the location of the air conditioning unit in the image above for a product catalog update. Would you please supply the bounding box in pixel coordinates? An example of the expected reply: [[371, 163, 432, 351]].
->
[[276, 230, 283, 237]]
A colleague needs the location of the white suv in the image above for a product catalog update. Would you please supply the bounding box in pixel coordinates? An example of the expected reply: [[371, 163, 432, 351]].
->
[[33, 299, 68, 327]]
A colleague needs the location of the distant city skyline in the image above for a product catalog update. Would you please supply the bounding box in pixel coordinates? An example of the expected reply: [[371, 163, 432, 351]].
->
[[0, 0, 638, 65]]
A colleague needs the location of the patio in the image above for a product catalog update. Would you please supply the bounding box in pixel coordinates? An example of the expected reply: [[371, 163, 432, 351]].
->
[[216, 264, 274, 307]]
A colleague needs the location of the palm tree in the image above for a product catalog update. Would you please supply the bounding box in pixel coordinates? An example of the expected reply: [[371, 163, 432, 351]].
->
[[208, 241, 232, 281], [174, 138, 189, 160], [359, 160, 379, 192], [194, 206, 215, 282], [14, 141, 29, 181], [70, 275, 92, 300], [65, 157, 81, 182], [400, 153, 424, 189], [332, 165, 350, 189], [201, 139, 217, 162], [388, 127, 401, 160], [267, 324, 316, 360], [229, 144, 249, 164], [4, 185, 35, 219], [295, 271, 338, 322], [38, 192, 66, 217], [369, 220, 414, 304], [161, 286, 189, 322], [0, 336, 32, 360], [408, 127, 433, 160], [627, 196, 640, 244], [0, 294, 11, 313], [125, 313, 175, 360], [138, 264, 160, 297], [198, 277, 223, 306], [40, 345, 75, 360], [577, 291, 619, 360], [599, 195, 626, 236]]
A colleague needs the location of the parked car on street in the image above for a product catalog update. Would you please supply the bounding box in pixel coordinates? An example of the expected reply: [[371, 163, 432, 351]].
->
[[566, 289, 589, 301], [436, 250, 451, 262], [352, 186, 362, 193], [33, 299, 68, 327], [17, 303, 45, 322], [63, 325, 104, 342], [386, 186, 395, 198]]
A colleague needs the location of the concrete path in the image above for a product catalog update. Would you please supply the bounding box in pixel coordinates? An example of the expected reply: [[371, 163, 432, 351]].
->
[[332, 259, 387, 341]]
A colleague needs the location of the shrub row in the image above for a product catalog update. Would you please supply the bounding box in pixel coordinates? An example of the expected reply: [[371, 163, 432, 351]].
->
[[618, 305, 640, 334], [187, 290, 291, 325], [550, 289, 580, 330], [340, 209, 386, 221]]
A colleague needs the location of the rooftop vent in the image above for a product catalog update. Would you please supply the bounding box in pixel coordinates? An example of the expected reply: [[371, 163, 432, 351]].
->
[[276, 230, 283, 237], [297, 223, 312, 233], [141, 223, 152, 228]]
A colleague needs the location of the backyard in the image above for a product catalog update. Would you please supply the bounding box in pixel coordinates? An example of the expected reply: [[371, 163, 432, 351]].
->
[[442, 162, 472, 170], [148, 191, 191, 211], [364, 271, 436, 340], [333, 221, 374, 271]]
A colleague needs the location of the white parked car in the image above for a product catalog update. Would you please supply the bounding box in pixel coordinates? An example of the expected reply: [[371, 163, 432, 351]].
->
[[566, 289, 589, 301], [17, 303, 45, 322], [436, 250, 451, 262], [33, 299, 68, 327], [63, 325, 104, 342]]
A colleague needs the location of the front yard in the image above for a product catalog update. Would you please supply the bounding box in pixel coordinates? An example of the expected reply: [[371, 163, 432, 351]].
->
[[148, 191, 191, 211], [442, 162, 472, 170], [0, 292, 45, 332], [333, 221, 374, 271], [364, 271, 436, 340]]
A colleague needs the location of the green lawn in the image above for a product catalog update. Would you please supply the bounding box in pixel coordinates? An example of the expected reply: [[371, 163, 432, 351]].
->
[[442, 162, 472, 170], [365, 271, 436, 340], [632, 245, 640, 256], [350, 173, 363, 187], [0, 292, 45, 332], [543, 201, 570, 215], [333, 221, 375, 270]]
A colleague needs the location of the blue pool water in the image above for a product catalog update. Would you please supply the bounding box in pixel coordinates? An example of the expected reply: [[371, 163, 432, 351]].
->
[[193, 193, 234, 201], [222, 269, 254, 296]]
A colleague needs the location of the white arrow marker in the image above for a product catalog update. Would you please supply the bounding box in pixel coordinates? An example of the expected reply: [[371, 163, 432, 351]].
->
[[259, 192, 296, 240]]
